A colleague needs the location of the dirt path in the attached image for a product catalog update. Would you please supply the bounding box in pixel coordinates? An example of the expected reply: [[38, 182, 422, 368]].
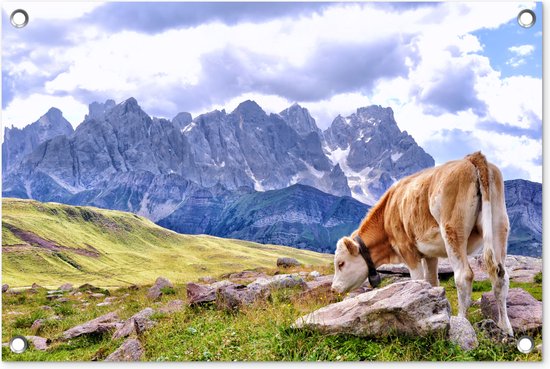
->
[[3, 224, 100, 257]]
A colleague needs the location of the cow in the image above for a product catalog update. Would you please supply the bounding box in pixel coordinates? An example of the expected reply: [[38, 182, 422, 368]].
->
[[331, 152, 513, 336]]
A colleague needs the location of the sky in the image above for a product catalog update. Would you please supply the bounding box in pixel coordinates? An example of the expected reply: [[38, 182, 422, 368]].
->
[[1, 1, 543, 182]]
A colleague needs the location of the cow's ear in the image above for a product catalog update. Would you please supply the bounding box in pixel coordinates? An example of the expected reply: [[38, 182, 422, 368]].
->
[[343, 237, 359, 256]]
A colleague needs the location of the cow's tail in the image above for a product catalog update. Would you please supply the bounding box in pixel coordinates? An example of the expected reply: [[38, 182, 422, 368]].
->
[[466, 152, 504, 280]]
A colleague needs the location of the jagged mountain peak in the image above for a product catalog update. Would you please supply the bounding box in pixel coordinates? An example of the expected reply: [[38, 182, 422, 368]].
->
[[279, 103, 319, 137], [233, 100, 265, 117], [87, 99, 116, 120]]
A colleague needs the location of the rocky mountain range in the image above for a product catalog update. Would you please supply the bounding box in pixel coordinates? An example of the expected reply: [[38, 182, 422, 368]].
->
[[1, 98, 542, 255]]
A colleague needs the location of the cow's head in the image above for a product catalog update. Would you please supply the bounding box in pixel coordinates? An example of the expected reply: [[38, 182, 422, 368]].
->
[[331, 236, 369, 293]]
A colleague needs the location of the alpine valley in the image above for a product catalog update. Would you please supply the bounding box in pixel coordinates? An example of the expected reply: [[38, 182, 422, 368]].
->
[[2, 98, 542, 256]]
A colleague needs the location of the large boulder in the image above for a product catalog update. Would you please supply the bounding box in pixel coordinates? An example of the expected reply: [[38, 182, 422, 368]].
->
[[147, 277, 174, 300], [105, 338, 144, 361], [248, 274, 306, 291], [293, 280, 450, 337], [480, 288, 542, 334], [62, 312, 121, 340], [112, 308, 155, 340], [277, 257, 301, 268], [216, 284, 271, 310], [58, 283, 74, 291], [2, 284, 9, 293], [186, 280, 233, 305], [448, 316, 478, 351]]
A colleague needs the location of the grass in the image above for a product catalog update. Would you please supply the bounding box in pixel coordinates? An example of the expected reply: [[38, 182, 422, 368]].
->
[[1, 267, 542, 362], [2, 198, 332, 288]]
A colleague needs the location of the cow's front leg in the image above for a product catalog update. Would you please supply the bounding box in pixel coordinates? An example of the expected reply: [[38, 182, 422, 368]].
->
[[408, 261, 425, 280]]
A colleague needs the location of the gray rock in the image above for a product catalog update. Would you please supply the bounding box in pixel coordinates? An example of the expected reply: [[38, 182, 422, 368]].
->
[[293, 280, 450, 337], [105, 338, 144, 361], [25, 336, 50, 351], [56, 297, 70, 303], [112, 308, 155, 340], [186, 280, 233, 305], [305, 275, 333, 291], [448, 316, 478, 351], [58, 283, 74, 291], [377, 261, 453, 276], [90, 293, 106, 299], [2, 284, 8, 293], [147, 277, 174, 300], [216, 284, 270, 310], [97, 302, 112, 307], [309, 271, 321, 278], [277, 257, 301, 268], [159, 299, 184, 314], [248, 274, 306, 291], [198, 276, 216, 284], [62, 312, 121, 340], [481, 288, 542, 334], [31, 319, 44, 334], [474, 319, 511, 343]]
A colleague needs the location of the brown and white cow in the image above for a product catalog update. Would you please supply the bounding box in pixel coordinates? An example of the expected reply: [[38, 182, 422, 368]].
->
[[331, 152, 513, 336]]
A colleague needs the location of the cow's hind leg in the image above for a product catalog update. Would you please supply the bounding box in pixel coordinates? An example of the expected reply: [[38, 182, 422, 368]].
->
[[442, 226, 473, 318], [423, 257, 439, 286]]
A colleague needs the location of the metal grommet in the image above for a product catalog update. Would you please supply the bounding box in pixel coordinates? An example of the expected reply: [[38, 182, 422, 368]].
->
[[517, 336, 535, 354], [10, 9, 29, 28], [517, 9, 536, 28], [9, 336, 28, 354]]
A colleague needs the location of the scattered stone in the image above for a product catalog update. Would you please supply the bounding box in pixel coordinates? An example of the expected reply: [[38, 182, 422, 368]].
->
[[31, 319, 45, 334], [56, 297, 70, 303], [216, 284, 270, 310], [2, 284, 8, 293], [186, 280, 233, 305], [91, 293, 106, 299], [147, 277, 174, 300], [277, 257, 301, 268], [309, 271, 321, 278], [377, 262, 454, 276], [97, 302, 112, 307], [128, 285, 139, 291], [62, 312, 121, 340], [29, 283, 45, 294], [228, 271, 267, 283], [105, 338, 144, 361], [6, 311, 24, 315], [248, 274, 306, 291], [448, 316, 478, 351], [6, 290, 21, 295], [480, 288, 542, 334], [305, 275, 333, 291], [59, 283, 74, 291], [159, 300, 184, 314], [198, 276, 216, 284], [40, 306, 53, 311], [474, 319, 511, 343], [112, 308, 155, 340], [293, 280, 450, 338], [26, 336, 50, 351]]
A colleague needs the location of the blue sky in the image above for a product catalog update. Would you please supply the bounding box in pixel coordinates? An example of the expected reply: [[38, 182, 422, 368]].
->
[[1, 1, 543, 182]]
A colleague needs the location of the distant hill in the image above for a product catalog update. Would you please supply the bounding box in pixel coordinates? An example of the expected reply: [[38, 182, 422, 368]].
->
[[1, 198, 332, 288]]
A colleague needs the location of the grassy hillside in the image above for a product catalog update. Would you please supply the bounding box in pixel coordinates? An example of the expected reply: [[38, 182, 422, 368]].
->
[[2, 198, 332, 288]]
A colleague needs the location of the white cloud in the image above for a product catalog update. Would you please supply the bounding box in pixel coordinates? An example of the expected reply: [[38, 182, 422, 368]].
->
[[2, 94, 87, 128], [508, 44, 535, 56], [2, 1, 103, 20]]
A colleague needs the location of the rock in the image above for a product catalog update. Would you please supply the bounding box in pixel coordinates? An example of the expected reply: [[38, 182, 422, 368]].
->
[[147, 277, 174, 300], [62, 312, 121, 340], [112, 308, 155, 340], [448, 316, 478, 351], [216, 284, 270, 310], [198, 276, 216, 284], [128, 285, 139, 291], [97, 302, 112, 307], [59, 283, 74, 291], [480, 288, 542, 334], [309, 271, 321, 278], [56, 297, 70, 303], [293, 280, 450, 337], [186, 280, 233, 305], [104, 297, 117, 303], [40, 305, 53, 311], [474, 319, 511, 343], [31, 319, 45, 334], [305, 275, 333, 291], [535, 343, 542, 353], [91, 293, 106, 299], [438, 255, 542, 282], [6, 311, 24, 315], [2, 284, 9, 293], [377, 262, 453, 276], [277, 257, 301, 268], [25, 336, 50, 351], [228, 271, 267, 282], [105, 338, 144, 361], [71, 291, 83, 297], [159, 300, 184, 314], [248, 274, 306, 291]]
